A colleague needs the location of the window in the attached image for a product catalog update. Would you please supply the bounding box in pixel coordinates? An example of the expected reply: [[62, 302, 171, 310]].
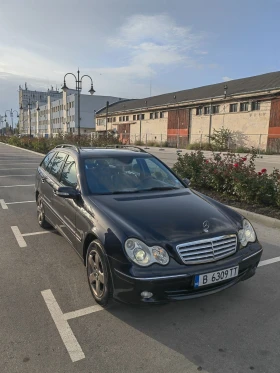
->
[[133, 115, 136, 120], [150, 113, 154, 119], [84, 156, 184, 195], [60, 156, 77, 188], [119, 117, 122, 122], [212, 105, 219, 114], [204, 106, 210, 115], [137, 114, 140, 120], [155, 112, 159, 119], [122, 116, 126, 121], [126, 116, 129, 121], [251, 101, 260, 111], [240, 102, 249, 112], [196, 107, 203, 115], [113, 117, 116, 122], [160, 112, 164, 118], [40, 152, 55, 170], [230, 103, 238, 112], [47, 152, 67, 180], [141, 114, 145, 120]]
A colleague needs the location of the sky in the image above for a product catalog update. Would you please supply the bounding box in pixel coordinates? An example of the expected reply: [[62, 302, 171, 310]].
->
[[0, 0, 280, 115]]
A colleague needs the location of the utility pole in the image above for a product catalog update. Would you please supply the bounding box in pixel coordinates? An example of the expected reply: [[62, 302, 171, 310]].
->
[[105, 101, 109, 134]]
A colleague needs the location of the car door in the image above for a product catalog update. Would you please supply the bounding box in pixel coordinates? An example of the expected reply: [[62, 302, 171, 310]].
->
[[53, 155, 79, 247], [42, 151, 68, 226]]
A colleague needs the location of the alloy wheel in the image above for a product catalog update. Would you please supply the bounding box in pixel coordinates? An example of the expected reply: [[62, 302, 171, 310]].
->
[[88, 250, 105, 298]]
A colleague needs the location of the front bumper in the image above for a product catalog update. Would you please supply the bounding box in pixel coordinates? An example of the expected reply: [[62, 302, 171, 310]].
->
[[109, 242, 263, 304]]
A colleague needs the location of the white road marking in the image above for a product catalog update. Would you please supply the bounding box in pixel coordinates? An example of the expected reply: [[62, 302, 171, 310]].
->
[[0, 184, 35, 188], [41, 289, 94, 362], [0, 199, 8, 209], [0, 163, 38, 165], [1, 199, 35, 209], [6, 200, 36, 205], [22, 231, 52, 237], [64, 305, 103, 320], [0, 168, 36, 171], [11, 226, 27, 248], [0, 175, 34, 178], [259, 257, 280, 267]]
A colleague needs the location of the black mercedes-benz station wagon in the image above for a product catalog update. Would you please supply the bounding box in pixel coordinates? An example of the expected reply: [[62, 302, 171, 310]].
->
[[35, 144, 263, 306]]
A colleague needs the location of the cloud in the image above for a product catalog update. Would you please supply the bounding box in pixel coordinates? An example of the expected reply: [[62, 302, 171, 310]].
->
[[108, 14, 205, 69], [223, 76, 233, 82]]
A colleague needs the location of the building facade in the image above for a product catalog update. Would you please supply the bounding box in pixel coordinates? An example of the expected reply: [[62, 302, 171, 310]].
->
[[96, 71, 280, 150], [19, 90, 125, 137], [19, 83, 61, 110]]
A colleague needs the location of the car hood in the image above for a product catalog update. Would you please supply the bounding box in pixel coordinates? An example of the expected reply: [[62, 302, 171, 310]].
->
[[90, 189, 240, 246]]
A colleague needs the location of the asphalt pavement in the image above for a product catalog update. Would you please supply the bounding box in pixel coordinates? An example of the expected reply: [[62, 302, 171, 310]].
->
[[0, 143, 280, 373]]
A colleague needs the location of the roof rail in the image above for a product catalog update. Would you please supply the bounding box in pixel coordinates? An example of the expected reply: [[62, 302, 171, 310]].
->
[[55, 144, 80, 153], [104, 145, 147, 153]]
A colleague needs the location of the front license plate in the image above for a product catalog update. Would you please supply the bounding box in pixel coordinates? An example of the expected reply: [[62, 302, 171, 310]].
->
[[194, 266, 239, 288]]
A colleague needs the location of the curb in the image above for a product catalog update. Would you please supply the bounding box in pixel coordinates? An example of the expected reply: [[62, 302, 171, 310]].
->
[[228, 205, 280, 229], [0, 142, 44, 157]]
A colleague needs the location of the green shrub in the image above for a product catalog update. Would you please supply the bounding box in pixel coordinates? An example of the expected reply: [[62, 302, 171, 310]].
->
[[187, 142, 213, 151], [173, 150, 280, 208]]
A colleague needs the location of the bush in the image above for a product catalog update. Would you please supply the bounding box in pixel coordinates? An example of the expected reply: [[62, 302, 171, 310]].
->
[[0, 133, 121, 154], [187, 142, 213, 151], [173, 150, 280, 208]]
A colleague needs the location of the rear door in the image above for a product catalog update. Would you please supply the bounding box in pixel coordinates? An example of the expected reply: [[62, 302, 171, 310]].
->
[[53, 155, 79, 246], [42, 152, 68, 225]]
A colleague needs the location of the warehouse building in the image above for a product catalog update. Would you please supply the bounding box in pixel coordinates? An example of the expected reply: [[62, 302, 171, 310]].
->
[[95, 71, 280, 150]]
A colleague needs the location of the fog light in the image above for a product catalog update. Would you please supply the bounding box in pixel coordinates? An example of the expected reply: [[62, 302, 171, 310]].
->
[[141, 291, 153, 299]]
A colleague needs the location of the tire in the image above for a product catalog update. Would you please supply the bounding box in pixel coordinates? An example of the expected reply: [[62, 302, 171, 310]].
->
[[37, 195, 52, 229], [86, 240, 113, 307]]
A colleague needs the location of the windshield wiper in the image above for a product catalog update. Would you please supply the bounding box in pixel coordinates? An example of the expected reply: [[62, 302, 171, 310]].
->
[[142, 186, 181, 192], [110, 190, 140, 194]]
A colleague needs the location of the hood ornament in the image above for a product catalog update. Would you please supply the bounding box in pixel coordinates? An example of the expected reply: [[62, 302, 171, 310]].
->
[[203, 220, 210, 233]]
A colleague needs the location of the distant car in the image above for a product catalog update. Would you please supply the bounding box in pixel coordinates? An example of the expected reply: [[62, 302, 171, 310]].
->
[[35, 144, 263, 306]]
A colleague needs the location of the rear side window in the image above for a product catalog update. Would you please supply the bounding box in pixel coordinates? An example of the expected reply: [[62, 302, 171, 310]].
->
[[40, 152, 55, 170], [60, 155, 78, 188], [48, 152, 67, 181]]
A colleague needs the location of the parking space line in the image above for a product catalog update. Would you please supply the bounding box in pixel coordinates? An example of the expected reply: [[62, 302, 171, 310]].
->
[[11, 226, 27, 248], [259, 257, 280, 267], [0, 184, 35, 188], [1, 200, 35, 210], [0, 199, 8, 209], [5, 200, 35, 207], [41, 289, 95, 362], [64, 305, 103, 320], [0, 175, 34, 178], [0, 168, 37, 171], [22, 231, 52, 237]]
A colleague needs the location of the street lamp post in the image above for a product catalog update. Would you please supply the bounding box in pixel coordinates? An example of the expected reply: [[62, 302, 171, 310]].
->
[[4, 109, 19, 134], [62, 69, 95, 139]]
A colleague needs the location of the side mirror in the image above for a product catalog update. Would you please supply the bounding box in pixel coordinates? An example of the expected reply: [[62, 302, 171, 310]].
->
[[183, 178, 191, 187], [55, 186, 80, 199]]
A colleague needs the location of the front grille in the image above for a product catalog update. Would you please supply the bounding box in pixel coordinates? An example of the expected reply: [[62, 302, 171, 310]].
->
[[176, 235, 237, 265]]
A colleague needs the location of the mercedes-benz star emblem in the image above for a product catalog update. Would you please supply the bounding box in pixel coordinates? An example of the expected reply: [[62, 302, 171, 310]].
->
[[203, 220, 210, 233]]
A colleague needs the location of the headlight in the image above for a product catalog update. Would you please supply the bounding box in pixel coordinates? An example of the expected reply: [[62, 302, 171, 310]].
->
[[238, 219, 256, 248], [125, 238, 169, 267]]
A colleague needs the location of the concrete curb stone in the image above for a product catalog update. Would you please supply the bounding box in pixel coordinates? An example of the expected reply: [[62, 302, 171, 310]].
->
[[0, 142, 44, 157], [228, 205, 280, 229]]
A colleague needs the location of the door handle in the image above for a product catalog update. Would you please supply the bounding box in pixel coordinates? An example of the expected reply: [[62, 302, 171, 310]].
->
[[41, 177, 46, 183], [53, 189, 58, 196]]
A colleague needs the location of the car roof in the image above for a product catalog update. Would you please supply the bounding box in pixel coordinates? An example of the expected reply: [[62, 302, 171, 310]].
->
[[51, 146, 153, 159]]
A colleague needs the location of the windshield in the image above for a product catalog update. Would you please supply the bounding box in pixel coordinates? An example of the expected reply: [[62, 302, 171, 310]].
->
[[84, 155, 185, 195]]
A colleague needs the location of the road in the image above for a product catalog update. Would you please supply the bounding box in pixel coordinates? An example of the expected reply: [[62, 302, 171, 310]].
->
[[0, 143, 280, 373], [141, 146, 280, 173]]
